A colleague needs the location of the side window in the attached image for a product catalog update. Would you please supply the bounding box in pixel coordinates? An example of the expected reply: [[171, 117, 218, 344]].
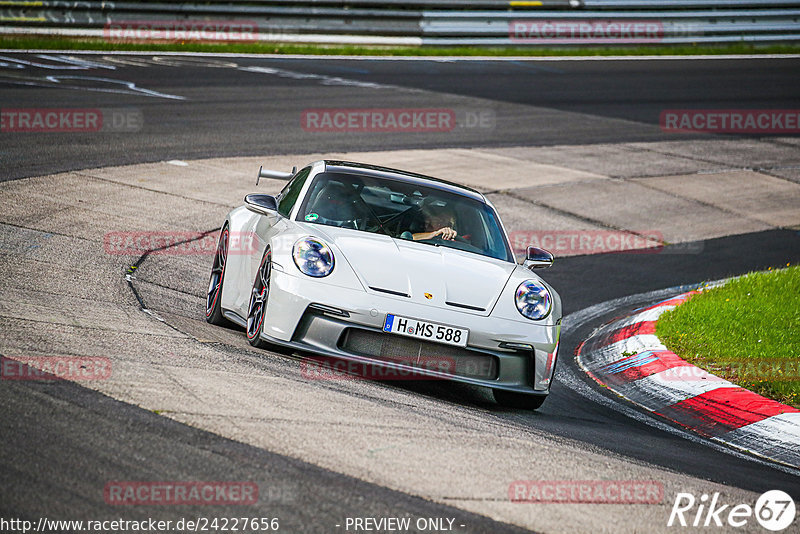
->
[[277, 167, 311, 218]]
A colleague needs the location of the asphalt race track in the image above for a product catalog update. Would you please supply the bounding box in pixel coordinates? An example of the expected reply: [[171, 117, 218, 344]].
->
[[2, 53, 799, 181], [1, 52, 800, 533]]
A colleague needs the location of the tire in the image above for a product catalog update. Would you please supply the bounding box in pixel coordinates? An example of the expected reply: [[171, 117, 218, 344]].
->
[[493, 389, 547, 410], [206, 225, 231, 326], [246, 247, 272, 349]]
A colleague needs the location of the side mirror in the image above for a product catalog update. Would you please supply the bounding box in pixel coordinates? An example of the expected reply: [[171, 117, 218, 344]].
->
[[245, 193, 278, 215], [523, 246, 553, 270]]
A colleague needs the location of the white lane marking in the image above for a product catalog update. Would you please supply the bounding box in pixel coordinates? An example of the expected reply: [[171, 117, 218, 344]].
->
[[0, 54, 115, 70], [0, 54, 87, 69], [2, 52, 415, 93], [560, 284, 800, 476], [151, 56, 240, 69], [238, 65, 411, 91], [98, 55, 160, 68], [37, 54, 116, 70], [46, 76, 186, 100], [0, 74, 187, 100], [166, 160, 189, 167], [2, 54, 243, 71]]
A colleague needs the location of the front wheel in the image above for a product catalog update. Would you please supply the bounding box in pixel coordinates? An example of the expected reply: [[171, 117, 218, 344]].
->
[[246, 247, 272, 349], [493, 389, 547, 410], [206, 225, 230, 326]]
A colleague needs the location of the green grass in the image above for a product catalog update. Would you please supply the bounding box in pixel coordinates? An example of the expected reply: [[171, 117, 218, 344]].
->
[[657, 264, 800, 408], [3, 35, 800, 56]]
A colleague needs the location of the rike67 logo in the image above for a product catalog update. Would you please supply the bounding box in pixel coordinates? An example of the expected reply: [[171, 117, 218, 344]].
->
[[668, 490, 796, 531]]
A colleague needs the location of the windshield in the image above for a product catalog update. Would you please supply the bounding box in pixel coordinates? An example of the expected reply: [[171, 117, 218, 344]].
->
[[296, 172, 514, 262]]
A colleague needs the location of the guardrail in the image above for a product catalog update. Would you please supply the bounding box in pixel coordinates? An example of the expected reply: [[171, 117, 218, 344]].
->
[[423, 8, 800, 45], [0, 1, 798, 46]]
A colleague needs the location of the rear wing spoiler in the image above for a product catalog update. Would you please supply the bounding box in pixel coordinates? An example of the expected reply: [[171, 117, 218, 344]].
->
[[256, 165, 296, 185]]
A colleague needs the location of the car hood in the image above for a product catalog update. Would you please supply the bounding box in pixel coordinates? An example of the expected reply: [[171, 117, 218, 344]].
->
[[311, 226, 516, 315]]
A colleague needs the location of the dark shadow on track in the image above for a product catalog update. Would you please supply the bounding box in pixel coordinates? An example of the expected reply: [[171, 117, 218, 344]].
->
[[0, 368, 534, 533]]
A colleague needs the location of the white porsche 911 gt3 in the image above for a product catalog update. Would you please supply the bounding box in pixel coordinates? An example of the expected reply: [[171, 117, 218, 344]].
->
[[206, 160, 561, 409]]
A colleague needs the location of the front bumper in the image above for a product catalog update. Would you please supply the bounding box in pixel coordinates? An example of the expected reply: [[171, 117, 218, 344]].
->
[[261, 266, 560, 393]]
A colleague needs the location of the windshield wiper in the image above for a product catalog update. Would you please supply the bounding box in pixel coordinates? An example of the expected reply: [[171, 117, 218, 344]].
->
[[354, 187, 391, 236]]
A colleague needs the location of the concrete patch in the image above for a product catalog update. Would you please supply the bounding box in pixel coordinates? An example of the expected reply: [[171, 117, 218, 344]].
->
[[479, 143, 715, 179], [81, 157, 310, 207], [633, 170, 800, 228], [343, 148, 606, 191], [513, 179, 772, 244], [760, 166, 800, 185], [0, 172, 221, 239], [627, 139, 800, 171]]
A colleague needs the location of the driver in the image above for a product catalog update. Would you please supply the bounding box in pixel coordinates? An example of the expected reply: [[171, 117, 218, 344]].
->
[[411, 203, 457, 241]]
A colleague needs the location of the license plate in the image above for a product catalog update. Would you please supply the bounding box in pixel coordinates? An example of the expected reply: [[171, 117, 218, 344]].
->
[[382, 314, 468, 347]]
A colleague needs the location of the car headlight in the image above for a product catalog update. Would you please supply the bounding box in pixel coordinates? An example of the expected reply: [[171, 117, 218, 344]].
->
[[292, 237, 334, 277], [515, 280, 551, 320]]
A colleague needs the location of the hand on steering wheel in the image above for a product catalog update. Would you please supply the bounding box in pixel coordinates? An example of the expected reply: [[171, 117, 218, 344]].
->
[[433, 226, 457, 240]]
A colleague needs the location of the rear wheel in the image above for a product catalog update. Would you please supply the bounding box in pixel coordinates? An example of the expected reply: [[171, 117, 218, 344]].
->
[[206, 225, 230, 326], [246, 247, 272, 349], [493, 389, 547, 410]]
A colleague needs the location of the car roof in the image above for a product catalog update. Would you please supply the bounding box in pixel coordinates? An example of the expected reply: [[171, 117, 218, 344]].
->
[[322, 160, 486, 203]]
